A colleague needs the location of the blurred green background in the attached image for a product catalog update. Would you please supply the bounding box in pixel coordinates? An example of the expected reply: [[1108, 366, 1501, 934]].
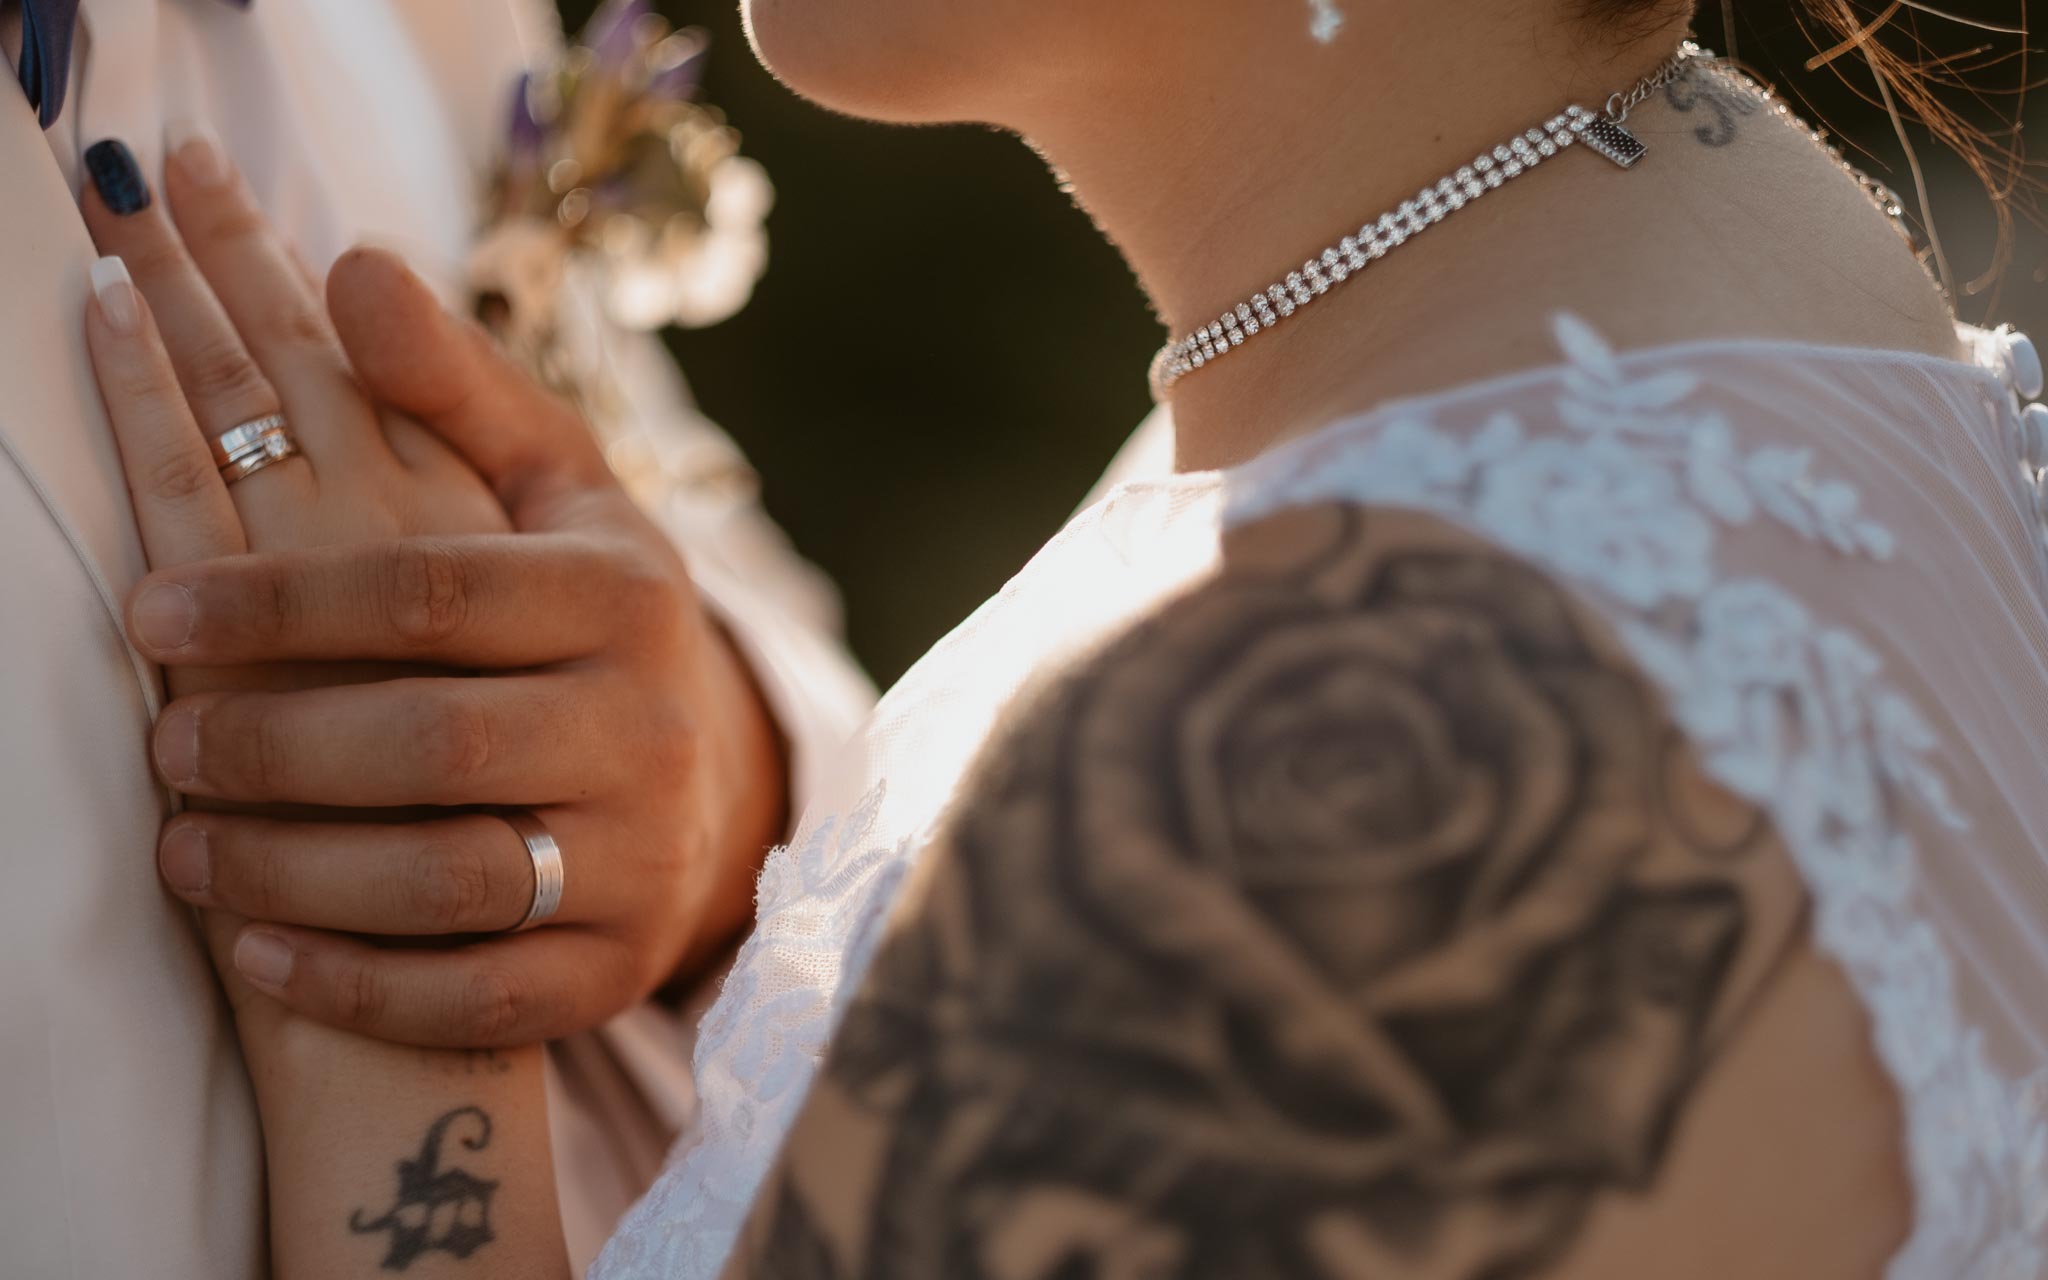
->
[[559, 0, 2044, 688]]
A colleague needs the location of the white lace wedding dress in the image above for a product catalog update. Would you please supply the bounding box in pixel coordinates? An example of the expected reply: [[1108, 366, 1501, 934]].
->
[[594, 315, 2048, 1279]]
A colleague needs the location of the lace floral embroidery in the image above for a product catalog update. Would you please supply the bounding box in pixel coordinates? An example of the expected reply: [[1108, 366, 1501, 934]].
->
[[591, 784, 910, 1280], [1307, 0, 1344, 42], [1227, 313, 2047, 1279], [598, 315, 2048, 1280]]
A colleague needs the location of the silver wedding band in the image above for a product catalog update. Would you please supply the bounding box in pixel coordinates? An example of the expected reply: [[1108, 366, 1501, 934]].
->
[[503, 810, 565, 931], [211, 413, 301, 486]]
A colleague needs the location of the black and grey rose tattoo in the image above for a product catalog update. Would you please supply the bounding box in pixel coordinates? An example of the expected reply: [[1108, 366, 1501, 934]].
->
[[732, 506, 1788, 1280]]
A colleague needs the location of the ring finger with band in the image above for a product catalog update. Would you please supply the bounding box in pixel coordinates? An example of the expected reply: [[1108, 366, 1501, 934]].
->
[[210, 412, 303, 486], [156, 808, 585, 936], [80, 139, 310, 509], [504, 810, 565, 931]]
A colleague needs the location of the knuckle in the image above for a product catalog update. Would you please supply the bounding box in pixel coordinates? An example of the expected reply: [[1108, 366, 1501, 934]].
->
[[461, 967, 529, 1044], [408, 838, 495, 933], [139, 446, 221, 503], [642, 698, 700, 783], [269, 301, 334, 350], [615, 555, 680, 626], [246, 837, 293, 918], [327, 960, 387, 1031], [611, 553, 691, 650], [383, 541, 473, 650], [244, 565, 304, 645], [202, 203, 271, 249], [182, 340, 270, 410], [416, 696, 494, 787], [240, 703, 298, 796], [110, 355, 177, 405], [123, 237, 190, 285]]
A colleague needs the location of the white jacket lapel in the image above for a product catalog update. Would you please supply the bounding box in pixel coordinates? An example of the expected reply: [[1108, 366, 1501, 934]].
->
[[0, 76, 158, 713]]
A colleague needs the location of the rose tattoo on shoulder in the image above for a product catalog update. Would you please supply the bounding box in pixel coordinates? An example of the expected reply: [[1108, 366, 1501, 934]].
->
[[733, 504, 1797, 1280]]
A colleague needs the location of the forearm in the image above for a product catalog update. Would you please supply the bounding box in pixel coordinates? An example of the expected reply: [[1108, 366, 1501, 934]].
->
[[243, 1019, 569, 1280]]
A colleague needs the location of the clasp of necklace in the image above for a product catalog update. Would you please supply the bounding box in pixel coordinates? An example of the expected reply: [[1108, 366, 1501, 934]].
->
[[1582, 41, 1706, 168], [1604, 39, 1704, 124]]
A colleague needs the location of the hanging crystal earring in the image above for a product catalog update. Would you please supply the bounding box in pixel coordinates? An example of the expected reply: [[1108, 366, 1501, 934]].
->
[[1308, 0, 1343, 41]]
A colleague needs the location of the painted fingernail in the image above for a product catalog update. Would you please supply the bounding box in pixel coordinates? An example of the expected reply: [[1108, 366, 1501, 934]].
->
[[234, 930, 294, 991], [132, 582, 196, 652], [154, 706, 200, 787], [90, 256, 139, 333], [84, 139, 151, 215], [166, 119, 228, 187], [159, 824, 210, 897]]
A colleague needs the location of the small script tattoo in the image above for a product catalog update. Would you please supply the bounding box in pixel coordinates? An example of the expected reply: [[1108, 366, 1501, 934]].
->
[[349, 1106, 500, 1271], [1665, 68, 1761, 146]]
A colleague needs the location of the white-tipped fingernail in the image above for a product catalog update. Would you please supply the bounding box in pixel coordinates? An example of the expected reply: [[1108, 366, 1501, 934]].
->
[[166, 118, 228, 187], [91, 256, 139, 332]]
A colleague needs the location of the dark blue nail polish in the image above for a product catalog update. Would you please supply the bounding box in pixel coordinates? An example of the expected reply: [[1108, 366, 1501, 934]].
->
[[85, 139, 150, 215]]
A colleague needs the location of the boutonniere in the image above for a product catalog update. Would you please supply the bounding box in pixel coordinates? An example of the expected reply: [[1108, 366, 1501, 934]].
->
[[470, 0, 772, 431]]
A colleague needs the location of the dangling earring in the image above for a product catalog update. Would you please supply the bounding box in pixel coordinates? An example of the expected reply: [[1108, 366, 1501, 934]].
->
[[1308, 0, 1343, 41]]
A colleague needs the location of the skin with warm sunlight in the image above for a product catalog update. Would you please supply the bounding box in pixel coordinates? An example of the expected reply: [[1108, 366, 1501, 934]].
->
[[744, 0, 1958, 471], [85, 0, 1986, 1273]]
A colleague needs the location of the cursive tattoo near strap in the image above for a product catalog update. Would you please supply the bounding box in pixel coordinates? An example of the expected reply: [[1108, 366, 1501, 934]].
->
[[349, 1106, 500, 1271]]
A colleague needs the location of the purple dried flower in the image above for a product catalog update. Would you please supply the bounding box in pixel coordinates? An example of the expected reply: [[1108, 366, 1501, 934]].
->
[[645, 29, 709, 100], [506, 72, 544, 161], [584, 0, 651, 70], [649, 45, 706, 101]]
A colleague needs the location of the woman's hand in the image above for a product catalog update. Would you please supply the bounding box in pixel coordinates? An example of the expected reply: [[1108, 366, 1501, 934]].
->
[[85, 132, 784, 1046]]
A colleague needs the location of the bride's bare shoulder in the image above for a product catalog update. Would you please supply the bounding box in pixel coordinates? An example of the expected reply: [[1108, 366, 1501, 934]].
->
[[1593, 64, 1964, 362], [721, 500, 1908, 1280], [1283, 66, 1967, 449]]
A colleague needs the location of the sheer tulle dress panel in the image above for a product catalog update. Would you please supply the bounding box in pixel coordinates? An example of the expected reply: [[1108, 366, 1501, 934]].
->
[[594, 318, 2048, 1279]]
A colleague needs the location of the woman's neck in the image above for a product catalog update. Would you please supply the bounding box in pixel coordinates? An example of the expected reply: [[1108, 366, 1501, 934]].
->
[[1010, 9, 1695, 470]]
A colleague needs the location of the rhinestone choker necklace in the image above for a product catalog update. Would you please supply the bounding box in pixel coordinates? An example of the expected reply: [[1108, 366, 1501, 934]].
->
[[1148, 43, 1704, 397]]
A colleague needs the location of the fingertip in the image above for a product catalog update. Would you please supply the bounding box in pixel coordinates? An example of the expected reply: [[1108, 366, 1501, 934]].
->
[[327, 243, 416, 293], [326, 245, 433, 337], [163, 118, 231, 190], [89, 255, 142, 334], [152, 702, 202, 790], [233, 927, 295, 993], [159, 819, 212, 900], [128, 578, 198, 656], [327, 246, 462, 404], [83, 138, 152, 217]]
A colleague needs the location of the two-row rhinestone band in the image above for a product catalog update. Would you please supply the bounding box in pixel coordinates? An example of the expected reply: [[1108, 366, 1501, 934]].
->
[[1148, 103, 1608, 395], [1147, 41, 1707, 397]]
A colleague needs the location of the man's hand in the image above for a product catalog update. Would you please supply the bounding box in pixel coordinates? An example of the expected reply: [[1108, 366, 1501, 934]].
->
[[124, 247, 786, 1047]]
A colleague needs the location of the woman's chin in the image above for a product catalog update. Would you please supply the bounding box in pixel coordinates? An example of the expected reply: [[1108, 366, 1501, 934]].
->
[[741, 0, 989, 125]]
